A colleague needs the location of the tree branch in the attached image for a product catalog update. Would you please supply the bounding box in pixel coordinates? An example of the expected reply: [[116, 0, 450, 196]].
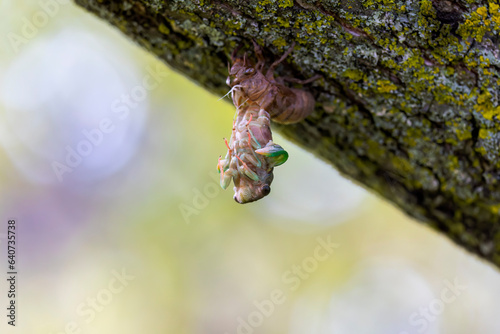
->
[[74, 0, 500, 269]]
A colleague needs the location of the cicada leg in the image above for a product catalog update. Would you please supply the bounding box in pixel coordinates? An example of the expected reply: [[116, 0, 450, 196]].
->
[[236, 155, 259, 181], [240, 146, 260, 168], [247, 131, 261, 150], [220, 168, 234, 189], [245, 114, 253, 127], [231, 43, 244, 62], [224, 137, 231, 151], [217, 156, 230, 189], [251, 39, 266, 72], [218, 155, 238, 190], [245, 118, 262, 149], [257, 108, 271, 126], [241, 115, 265, 169], [244, 114, 263, 149], [282, 74, 322, 85], [217, 136, 236, 189], [266, 41, 296, 80]]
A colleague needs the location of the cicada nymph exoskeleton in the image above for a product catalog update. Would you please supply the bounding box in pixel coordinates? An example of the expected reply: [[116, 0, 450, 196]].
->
[[218, 40, 319, 203], [228, 40, 319, 124]]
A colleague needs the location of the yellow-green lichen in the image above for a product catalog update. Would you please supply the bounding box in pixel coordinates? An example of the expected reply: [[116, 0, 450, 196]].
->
[[376, 80, 398, 93], [278, 0, 294, 8], [391, 156, 415, 174], [481, 106, 500, 121], [272, 37, 288, 48], [479, 128, 492, 140], [276, 17, 290, 28], [489, 203, 500, 215], [343, 69, 365, 81], [158, 23, 170, 35], [456, 128, 472, 141]]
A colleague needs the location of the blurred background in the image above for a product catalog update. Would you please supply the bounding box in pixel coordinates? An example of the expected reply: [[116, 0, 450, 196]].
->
[[0, 1, 499, 334]]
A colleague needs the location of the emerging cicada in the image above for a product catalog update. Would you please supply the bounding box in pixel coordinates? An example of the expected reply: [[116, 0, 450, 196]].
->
[[217, 104, 288, 203], [218, 40, 318, 203]]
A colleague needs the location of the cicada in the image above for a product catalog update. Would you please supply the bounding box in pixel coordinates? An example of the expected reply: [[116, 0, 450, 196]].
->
[[218, 40, 318, 203], [217, 103, 288, 203]]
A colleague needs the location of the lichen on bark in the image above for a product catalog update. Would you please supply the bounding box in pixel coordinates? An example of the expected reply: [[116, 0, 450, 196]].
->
[[74, 0, 500, 269]]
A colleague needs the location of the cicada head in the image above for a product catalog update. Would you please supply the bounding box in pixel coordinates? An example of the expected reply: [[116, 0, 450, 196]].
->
[[228, 55, 258, 87], [233, 169, 273, 204]]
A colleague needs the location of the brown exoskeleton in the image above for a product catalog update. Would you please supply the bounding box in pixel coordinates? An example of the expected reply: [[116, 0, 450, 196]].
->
[[227, 40, 320, 124]]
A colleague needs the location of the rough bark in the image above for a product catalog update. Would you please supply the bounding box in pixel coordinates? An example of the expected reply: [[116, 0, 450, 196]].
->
[[73, 0, 500, 269]]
